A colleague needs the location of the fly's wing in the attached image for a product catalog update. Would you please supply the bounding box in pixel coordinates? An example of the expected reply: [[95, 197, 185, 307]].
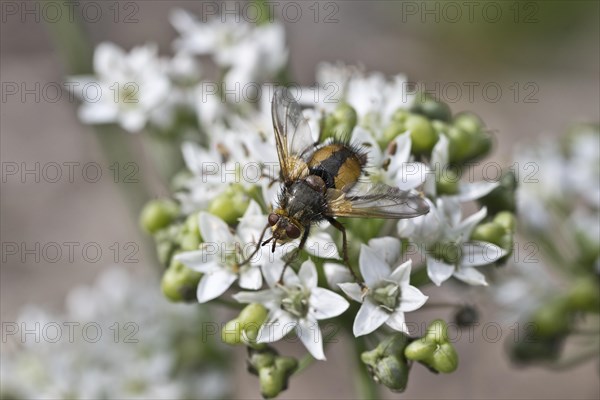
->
[[272, 87, 318, 184], [325, 182, 430, 219]]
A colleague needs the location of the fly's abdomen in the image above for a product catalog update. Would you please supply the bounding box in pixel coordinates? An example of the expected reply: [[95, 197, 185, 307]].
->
[[308, 143, 365, 191]]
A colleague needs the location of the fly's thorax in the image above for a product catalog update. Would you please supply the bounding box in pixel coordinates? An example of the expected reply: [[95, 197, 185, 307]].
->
[[285, 181, 328, 224]]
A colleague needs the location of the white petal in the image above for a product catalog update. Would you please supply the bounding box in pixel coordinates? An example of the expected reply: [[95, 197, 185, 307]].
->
[[77, 103, 118, 124], [389, 260, 412, 287], [309, 287, 349, 319], [431, 134, 449, 167], [94, 42, 125, 78], [398, 285, 428, 312], [196, 270, 237, 303], [257, 310, 297, 343], [461, 242, 507, 267], [367, 237, 401, 267], [199, 212, 234, 245], [393, 132, 412, 163], [297, 318, 325, 360], [324, 263, 353, 290], [456, 207, 487, 239], [338, 282, 364, 303], [233, 289, 277, 306], [454, 266, 488, 286], [119, 111, 147, 132], [359, 244, 391, 286], [427, 257, 455, 287], [298, 260, 318, 289], [353, 299, 389, 337], [385, 310, 407, 333], [174, 251, 219, 273], [239, 266, 263, 290], [305, 232, 340, 260], [458, 181, 499, 202], [261, 261, 285, 288], [395, 162, 428, 191]]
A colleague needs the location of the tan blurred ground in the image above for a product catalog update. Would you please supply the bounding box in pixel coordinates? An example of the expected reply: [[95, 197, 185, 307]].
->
[[1, 1, 599, 399]]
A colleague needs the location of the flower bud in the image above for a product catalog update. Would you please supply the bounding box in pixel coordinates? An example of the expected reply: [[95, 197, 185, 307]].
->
[[404, 338, 437, 361], [239, 303, 269, 345], [493, 211, 516, 233], [428, 342, 459, 373], [471, 222, 506, 247], [410, 94, 452, 122], [259, 366, 287, 399], [361, 334, 410, 392], [436, 169, 460, 196], [478, 171, 517, 215], [531, 299, 570, 337], [425, 319, 450, 344], [566, 278, 600, 313], [247, 347, 277, 373], [406, 114, 439, 155], [454, 305, 479, 327], [221, 319, 244, 346], [322, 103, 357, 141], [207, 185, 250, 225], [381, 122, 405, 148], [508, 323, 565, 365], [274, 356, 299, 373], [161, 259, 202, 302], [453, 112, 483, 136], [140, 199, 179, 234]]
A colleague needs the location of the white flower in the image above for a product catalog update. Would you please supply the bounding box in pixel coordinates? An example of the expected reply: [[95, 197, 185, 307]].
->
[[175, 201, 276, 302], [424, 135, 499, 202], [234, 260, 349, 360], [70, 42, 170, 132], [338, 238, 428, 337], [399, 198, 507, 286]]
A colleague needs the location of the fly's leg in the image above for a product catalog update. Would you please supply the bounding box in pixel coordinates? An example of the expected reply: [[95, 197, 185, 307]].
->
[[326, 217, 367, 292], [277, 228, 310, 284], [238, 223, 270, 267]]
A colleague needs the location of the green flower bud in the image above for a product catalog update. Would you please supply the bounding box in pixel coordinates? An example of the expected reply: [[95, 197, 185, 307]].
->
[[428, 342, 459, 373], [493, 211, 516, 232], [322, 103, 358, 141], [391, 108, 410, 123], [566, 278, 600, 313], [274, 356, 298, 374], [478, 171, 517, 215], [139, 199, 179, 234], [404, 338, 437, 361], [361, 334, 410, 392], [156, 240, 176, 266], [247, 347, 277, 373], [238, 303, 269, 345], [381, 122, 405, 148], [508, 323, 565, 365], [431, 120, 450, 135], [471, 222, 506, 247], [425, 319, 450, 344], [453, 112, 484, 136], [436, 169, 460, 196], [239, 303, 269, 326], [406, 114, 439, 155], [454, 305, 479, 327], [207, 185, 250, 225], [531, 299, 570, 337], [259, 366, 286, 399], [221, 319, 244, 346], [410, 94, 452, 122], [446, 126, 471, 163], [161, 259, 202, 302], [184, 212, 201, 238]]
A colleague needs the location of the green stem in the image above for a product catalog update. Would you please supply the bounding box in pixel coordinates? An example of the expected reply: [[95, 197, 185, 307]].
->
[[353, 337, 380, 400], [293, 353, 315, 375]]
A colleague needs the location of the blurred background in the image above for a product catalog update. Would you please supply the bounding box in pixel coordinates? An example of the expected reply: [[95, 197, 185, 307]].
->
[[1, 0, 599, 398]]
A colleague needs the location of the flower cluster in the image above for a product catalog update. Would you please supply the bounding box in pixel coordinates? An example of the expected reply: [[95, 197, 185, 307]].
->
[[1, 267, 229, 400], [70, 8, 521, 398], [497, 124, 599, 367]]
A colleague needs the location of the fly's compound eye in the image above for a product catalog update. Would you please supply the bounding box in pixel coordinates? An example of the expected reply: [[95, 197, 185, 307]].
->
[[268, 213, 280, 226], [286, 224, 301, 239]]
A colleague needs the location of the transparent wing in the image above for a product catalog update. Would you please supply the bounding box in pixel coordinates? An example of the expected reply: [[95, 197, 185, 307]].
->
[[272, 87, 318, 183], [326, 182, 430, 219]]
